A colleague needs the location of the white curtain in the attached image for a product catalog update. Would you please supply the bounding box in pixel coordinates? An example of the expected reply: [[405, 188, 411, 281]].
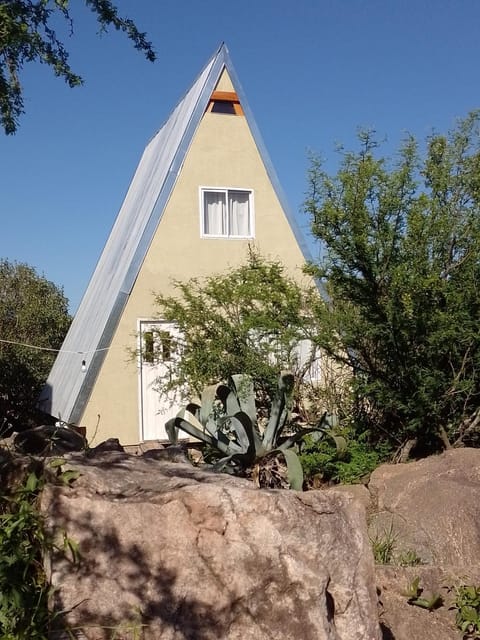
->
[[229, 190, 250, 236], [204, 191, 226, 235]]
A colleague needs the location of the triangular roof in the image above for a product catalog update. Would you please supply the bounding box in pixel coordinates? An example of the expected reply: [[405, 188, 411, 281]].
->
[[40, 43, 312, 423]]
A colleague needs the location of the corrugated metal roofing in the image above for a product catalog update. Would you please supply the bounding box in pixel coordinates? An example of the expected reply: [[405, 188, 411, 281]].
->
[[39, 43, 313, 423]]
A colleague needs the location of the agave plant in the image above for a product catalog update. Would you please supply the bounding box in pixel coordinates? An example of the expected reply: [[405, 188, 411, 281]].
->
[[165, 372, 345, 490]]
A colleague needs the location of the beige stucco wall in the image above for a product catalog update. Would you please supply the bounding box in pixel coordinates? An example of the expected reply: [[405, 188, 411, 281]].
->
[[215, 69, 235, 92], [81, 70, 310, 445]]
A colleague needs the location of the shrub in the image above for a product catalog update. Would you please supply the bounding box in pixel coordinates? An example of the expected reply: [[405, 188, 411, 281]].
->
[[299, 431, 389, 485]]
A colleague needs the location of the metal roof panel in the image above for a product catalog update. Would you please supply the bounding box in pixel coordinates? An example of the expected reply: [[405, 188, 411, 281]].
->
[[39, 44, 313, 423]]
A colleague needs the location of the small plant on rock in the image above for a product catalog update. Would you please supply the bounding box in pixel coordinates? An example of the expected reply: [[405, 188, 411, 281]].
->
[[371, 524, 397, 565], [398, 549, 423, 567], [370, 524, 424, 567], [449, 584, 480, 638], [166, 371, 345, 490], [403, 576, 443, 611]]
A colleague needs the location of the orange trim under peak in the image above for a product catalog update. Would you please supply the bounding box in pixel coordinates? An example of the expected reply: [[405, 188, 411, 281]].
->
[[211, 90, 239, 102], [207, 90, 244, 115]]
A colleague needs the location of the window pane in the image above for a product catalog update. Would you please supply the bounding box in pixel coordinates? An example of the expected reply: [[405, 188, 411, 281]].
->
[[203, 191, 226, 235], [158, 330, 174, 361], [143, 331, 154, 363], [211, 101, 236, 115], [229, 190, 250, 236]]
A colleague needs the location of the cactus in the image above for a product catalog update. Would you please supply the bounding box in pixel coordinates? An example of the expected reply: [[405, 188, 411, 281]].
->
[[165, 372, 345, 490]]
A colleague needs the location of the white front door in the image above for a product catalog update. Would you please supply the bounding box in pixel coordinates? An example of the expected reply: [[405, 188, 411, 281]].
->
[[138, 320, 183, 441]]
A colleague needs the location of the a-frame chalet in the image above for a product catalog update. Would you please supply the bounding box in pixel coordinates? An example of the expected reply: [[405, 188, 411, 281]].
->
[[40, 44, 312, 446]]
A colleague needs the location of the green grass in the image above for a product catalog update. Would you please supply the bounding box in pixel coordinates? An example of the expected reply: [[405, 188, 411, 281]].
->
[[371, 524, 397, 564]]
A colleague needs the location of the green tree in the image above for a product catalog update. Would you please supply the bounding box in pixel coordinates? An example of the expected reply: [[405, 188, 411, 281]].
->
[[153, 249, 321, 415], [0, 259, 71, 432], [0, 0, 156, 134], [305, 112, 480, 456]]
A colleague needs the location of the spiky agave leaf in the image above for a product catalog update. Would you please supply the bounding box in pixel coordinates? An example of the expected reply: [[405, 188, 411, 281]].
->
[[166, 409, 243, 457], [165, 417, 179, 444], [217, 374, 263, 456], [281, 448, 304, 491], [217, 412, 252, 452], [166, 401, 201, 444], [308, 412, 339, 442], [279, 412, 347, 456], [228, 374, 257, 427], [331, 435, 348, 456], [262, 372, 294, 450], [200, 383, 227, 425]]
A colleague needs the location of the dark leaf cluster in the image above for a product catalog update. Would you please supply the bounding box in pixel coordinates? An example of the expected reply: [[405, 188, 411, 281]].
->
[[306, 112, 480, 452], [0, 0, 156, 134], [0, 259, 71, 433]]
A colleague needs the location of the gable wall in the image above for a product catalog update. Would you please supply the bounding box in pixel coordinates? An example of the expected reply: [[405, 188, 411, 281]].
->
[[80, 75, 309, 444]]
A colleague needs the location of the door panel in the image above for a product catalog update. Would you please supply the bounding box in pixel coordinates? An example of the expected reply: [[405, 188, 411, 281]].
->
[[138, 320, 183, 441]]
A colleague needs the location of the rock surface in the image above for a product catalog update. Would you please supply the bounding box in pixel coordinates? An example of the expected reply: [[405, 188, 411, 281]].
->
[[39, 445, 480, 639], [376, 565, 480, 640], [368, 448, 480, 565], [366, 448, 480, 640], [42, 451, 381, 640], [13, 424, 86, 455]]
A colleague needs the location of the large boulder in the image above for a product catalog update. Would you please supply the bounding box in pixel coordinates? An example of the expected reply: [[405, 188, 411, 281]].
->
[[366, 448, 480, 639], [42, 451, 381, 640], [368, 448, 480, 565]]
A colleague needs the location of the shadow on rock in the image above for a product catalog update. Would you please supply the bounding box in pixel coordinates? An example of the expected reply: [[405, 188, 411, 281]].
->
[[42, 451, 382, 640]]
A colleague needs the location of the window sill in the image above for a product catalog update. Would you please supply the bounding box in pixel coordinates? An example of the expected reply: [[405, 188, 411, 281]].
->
[[201, 234, 255, 240]]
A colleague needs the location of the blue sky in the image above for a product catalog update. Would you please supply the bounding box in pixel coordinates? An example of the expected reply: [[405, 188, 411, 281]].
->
[[1, 0, 479, 311]]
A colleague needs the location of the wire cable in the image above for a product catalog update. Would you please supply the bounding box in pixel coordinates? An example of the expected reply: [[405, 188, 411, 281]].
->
[[0, 338, 110, 356]]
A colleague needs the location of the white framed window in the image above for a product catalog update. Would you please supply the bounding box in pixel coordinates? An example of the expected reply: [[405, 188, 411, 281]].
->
[[200, 187, 254, 238]]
